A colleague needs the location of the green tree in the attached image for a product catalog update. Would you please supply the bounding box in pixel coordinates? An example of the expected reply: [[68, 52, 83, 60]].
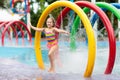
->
[[0, 0, 9, 8]]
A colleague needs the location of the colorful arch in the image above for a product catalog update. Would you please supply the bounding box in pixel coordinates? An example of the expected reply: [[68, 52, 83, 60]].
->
[[86, 2, 120, 42], [56, 1, 116, 74], [35, 1, 96, 77], [79, 2, 120, 46], [75, 1, 117, 74], [111, 3, 120, 8], [0, 22, 11, 40], [10, 24, 19, 44], [1, 21, 32, 46], [14, 23, 25, 45], [95, 2, 120, 19], [0, 21, 25, 45], [91, 3, 120, 27]]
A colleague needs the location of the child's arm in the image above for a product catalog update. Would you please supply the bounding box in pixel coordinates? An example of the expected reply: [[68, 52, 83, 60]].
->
[[54, 28, 69, 34], [29, 23, 44, 32]]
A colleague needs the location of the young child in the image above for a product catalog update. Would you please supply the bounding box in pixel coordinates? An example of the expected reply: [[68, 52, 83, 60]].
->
[[29, 17, 69, 72]]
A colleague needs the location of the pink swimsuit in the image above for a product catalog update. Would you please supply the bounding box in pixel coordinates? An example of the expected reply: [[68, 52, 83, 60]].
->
[[45, 31, 62, 67], [45, 32, 58, 49]]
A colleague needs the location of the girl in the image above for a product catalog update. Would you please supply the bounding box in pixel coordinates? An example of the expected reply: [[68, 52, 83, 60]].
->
[[29, 17, 69, 72]]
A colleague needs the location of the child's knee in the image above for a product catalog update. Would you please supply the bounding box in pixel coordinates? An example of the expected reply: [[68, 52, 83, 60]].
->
[[48, 51, 54, 56]]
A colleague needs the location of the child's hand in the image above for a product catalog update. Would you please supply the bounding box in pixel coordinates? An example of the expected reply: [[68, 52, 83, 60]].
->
[[65, 31, 70, 35]]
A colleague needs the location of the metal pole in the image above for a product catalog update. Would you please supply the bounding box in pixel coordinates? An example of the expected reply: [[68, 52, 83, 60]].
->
[[26, 0, 31, 40]]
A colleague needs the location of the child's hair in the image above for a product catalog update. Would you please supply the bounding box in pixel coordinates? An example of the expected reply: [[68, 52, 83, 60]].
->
[[48, 14, 56, 27]]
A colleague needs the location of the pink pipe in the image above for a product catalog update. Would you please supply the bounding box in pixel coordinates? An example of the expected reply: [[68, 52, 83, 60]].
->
[[2, 21, 32, 46]]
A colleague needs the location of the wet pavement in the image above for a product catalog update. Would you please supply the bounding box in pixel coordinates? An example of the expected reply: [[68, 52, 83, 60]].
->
[[0, 58, 120, 80]]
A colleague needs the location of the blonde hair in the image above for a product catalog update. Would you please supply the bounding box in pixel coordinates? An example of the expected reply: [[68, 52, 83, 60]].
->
[[47, 14, 56, 27]]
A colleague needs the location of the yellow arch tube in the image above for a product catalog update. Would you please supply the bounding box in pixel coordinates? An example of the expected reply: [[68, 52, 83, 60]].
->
[[35, 1, 96, 77]]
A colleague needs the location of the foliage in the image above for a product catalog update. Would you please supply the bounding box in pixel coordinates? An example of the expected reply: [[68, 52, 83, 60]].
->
[[0, 0, 4, 8], [45, 0, 57, 4], [0, 0, 9, 8]]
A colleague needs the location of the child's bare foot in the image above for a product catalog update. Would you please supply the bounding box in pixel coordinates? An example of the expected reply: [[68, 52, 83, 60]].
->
[[48, 68, 55, 73]]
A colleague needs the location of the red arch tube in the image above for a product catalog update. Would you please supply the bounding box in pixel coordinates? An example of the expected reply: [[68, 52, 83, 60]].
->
[[0, 22, 11, 40], [14, 23, 25, 45], [16, 21, 32, 44], [2, 21, 32, 46], [11, 25, 18, 44]]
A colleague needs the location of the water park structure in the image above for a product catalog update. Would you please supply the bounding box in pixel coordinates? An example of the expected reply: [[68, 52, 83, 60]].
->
[[0, 0, 120, 80]]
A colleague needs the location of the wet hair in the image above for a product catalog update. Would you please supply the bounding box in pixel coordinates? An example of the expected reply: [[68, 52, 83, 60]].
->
[[47, 14, 56, 27]]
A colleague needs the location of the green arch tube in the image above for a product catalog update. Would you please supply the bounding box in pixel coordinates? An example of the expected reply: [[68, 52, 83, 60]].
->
[[71, 2, 120, 50]]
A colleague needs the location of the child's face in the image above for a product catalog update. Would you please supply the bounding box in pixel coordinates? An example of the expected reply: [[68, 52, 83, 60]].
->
[[46, 18, 54, 28]]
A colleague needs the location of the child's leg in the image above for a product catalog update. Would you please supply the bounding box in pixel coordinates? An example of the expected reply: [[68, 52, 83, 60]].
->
[[48, 45, 58, 72], [54, 47, 62, 67]]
